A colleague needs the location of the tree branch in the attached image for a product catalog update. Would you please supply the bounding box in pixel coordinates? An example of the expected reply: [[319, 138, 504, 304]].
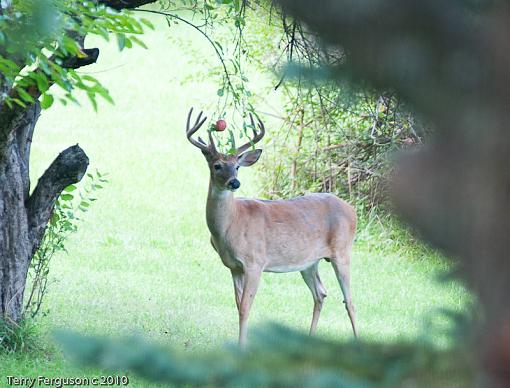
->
[[98, 0, 158, 10], [26, 145, 89, 251], [62, 48, 100, 70]]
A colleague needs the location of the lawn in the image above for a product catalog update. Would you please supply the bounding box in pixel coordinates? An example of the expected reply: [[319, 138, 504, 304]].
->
[[0, 13, 468, 386]]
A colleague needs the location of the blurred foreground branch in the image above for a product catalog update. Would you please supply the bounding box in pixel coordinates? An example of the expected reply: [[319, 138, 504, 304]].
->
[[57, 323, 473, 387], [276, 0, 510, 384]]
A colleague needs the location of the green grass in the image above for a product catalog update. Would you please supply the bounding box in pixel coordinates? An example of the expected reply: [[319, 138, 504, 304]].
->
[[0, 14, 468, 385]]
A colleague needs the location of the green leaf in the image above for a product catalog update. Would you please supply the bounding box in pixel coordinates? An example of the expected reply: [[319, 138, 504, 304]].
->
[[214, 41, 224, 54], [30, 73, 49, 93], [40, 93, 54, 109], [117, 33, 126, 51], [96, 87, 114, 105], [65, 93, 79, 105], [60, 194, 74, 201], [140, 18, 155, 30], [64, 185, 78, 193], [12, 98, 27, 108], [87, 93, 98, 112], [81, 75, 99, 84], [217, 88, 224, 97], [17, 88, 35, 104], [130, 36, 147, 49], [50, 212, 60, 226]]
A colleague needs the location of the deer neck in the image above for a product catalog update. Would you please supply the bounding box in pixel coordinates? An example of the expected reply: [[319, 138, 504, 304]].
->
[[206, 179, 236, 237]]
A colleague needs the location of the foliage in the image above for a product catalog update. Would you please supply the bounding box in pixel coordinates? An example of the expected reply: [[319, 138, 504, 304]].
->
[[0, 0, 153, 110], [260, 87, 424, 207], [154, 1, 424, 207], [23, 171, 107, 320], [0, 318, 39, 354], [244, 6, 426, 206], [57, 320, 474, 387], [142, 0, 266, 153]]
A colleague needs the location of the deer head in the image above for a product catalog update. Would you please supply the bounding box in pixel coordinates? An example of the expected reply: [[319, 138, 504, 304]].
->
[[186, 108, 265, 192]]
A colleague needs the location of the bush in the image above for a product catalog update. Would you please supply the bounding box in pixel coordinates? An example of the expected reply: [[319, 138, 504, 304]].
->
[[258, 86, 425, 208]]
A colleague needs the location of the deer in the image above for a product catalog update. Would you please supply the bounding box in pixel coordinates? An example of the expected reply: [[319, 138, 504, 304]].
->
[[185, 108, 358, 347]]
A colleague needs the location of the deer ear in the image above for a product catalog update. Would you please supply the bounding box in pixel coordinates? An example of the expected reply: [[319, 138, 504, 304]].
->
[[238, 149, 262, 167]]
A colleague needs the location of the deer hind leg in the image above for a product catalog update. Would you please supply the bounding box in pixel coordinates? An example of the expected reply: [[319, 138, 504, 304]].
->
[[300, 262, 327, 335], [331, 252, 358, 338]]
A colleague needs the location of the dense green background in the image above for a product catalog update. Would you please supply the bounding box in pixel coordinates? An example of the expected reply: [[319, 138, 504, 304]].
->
[[0, 14, 466, 384]]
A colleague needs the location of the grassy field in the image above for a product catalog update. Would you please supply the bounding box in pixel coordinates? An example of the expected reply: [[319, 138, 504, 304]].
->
[[0, 14, 468, 386]]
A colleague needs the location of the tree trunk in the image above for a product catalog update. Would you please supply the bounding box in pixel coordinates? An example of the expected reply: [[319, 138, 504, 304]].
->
[[0, 0, 158, 325], [0, 103, 89, 322]]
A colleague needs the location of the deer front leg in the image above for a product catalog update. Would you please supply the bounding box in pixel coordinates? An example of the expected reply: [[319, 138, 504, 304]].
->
[[231, 269, 244, 311], [238, 266, 262, 348]]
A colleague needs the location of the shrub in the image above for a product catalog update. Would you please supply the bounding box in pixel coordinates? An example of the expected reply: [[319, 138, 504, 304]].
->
[[23, 170, 107, 320], [258, 85, 425, 208]]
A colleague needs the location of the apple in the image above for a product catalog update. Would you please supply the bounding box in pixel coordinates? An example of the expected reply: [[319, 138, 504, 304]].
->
[[215, 119, 227, 132]]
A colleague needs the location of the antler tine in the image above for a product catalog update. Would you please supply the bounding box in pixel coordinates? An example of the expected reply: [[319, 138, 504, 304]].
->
[[186, 107, 209, 152], [197, 136, 207, 146], [236, 113, 266, 155], [208, 131, 217, 153]]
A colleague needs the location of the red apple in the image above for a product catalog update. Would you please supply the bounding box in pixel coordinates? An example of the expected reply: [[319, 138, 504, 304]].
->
[[215, 119, 227, 131]]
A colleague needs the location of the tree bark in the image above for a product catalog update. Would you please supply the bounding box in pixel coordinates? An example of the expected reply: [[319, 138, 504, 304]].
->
[[98, 0, 158, 10], [0, 102, 89, 322]]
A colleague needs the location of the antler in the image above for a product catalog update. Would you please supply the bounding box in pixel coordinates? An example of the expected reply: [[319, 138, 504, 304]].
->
[[186, 108, 216, 153], [236, 113, 265, 155]]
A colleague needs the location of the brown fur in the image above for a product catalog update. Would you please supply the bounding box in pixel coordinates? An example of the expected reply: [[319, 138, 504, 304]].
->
[[203, 151, 358, 346]]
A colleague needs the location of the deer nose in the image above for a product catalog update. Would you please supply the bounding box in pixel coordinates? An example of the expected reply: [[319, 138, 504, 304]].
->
[[228, 179, 241, 190]]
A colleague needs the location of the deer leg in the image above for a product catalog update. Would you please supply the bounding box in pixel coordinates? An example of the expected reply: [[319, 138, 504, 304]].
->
[[231, 269, 244, 311], [300, 262, 327, 335], [238, 267, 262, 348], [331, 255, 358, 338]]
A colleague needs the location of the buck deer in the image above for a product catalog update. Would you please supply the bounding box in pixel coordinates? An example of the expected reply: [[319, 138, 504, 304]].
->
[[186, 108, 358, 346]]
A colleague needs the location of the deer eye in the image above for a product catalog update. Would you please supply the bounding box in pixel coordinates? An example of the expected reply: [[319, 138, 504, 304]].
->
[[213, 164, 222, 170], [236, 166, 240, 170]]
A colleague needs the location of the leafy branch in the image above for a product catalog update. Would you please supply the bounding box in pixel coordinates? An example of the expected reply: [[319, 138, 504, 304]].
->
[[0, 0, 154, 111], [24, 171, 107, 320], [56, 321, 474, 387]]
